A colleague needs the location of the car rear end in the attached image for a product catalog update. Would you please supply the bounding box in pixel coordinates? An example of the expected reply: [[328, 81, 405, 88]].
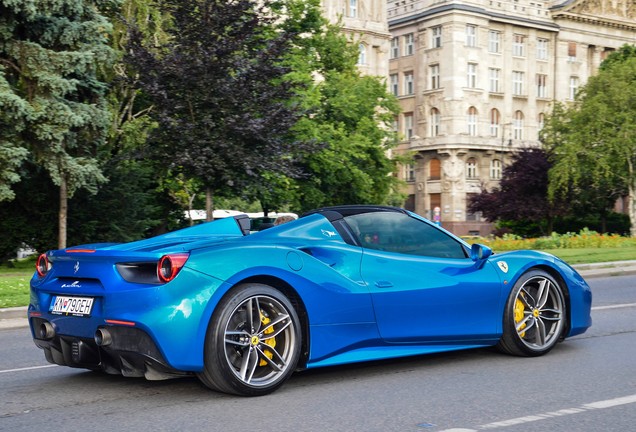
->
[[28, 216, 249, 379]]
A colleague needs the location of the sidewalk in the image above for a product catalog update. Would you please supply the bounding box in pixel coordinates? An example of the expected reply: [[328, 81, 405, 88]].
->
[[3, 261, 636, 330]]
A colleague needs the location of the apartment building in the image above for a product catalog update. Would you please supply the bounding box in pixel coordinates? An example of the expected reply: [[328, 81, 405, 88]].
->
[[388, 0, 636, 235], [322, 0, 392, 76]]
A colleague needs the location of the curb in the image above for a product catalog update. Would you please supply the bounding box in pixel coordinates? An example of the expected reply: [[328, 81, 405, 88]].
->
[[0, 306, 27, 330], [2, 261, 635, 330], [573, 260, 636, 279]]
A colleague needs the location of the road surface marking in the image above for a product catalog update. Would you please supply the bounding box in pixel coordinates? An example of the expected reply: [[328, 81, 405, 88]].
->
[[592, 302, 636, 311], [0, 364, 58, 374], [437, 394, 636, 431]]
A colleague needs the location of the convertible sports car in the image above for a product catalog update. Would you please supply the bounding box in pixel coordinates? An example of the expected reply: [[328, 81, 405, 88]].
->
[[29, 206, 592, 396]]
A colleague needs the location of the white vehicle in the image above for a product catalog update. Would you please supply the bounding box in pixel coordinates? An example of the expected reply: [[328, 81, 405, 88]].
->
[[184, 209, 245, 221]]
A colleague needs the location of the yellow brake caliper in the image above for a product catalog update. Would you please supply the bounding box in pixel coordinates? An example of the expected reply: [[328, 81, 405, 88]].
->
[[259, 312, 276, 366], [514, 297, 526, 337]]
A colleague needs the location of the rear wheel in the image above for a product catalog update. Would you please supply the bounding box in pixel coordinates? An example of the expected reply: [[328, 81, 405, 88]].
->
[[497, 270, 566, 356], [198, 284, 301, 396]]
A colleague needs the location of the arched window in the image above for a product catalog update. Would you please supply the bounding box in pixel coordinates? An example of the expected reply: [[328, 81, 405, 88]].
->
[[429, 158, 441, 180], [466, 157, 478, 178], [430, 108, 441, 136], [513, 110, 524, 140], [467, 107, 478, 136], [358, 43, 366, 65], [537, 112, 545, 133], [490, 108, 500, 137], [490, 159, 502, 180]]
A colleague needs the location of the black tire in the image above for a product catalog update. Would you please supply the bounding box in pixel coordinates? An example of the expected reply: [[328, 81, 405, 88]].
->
[[197, 283, 301, 396], [497, 269, 567, 357]]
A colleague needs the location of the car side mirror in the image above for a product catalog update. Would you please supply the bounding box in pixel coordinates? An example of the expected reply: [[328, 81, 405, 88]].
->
[[470, 243, 492, 265]]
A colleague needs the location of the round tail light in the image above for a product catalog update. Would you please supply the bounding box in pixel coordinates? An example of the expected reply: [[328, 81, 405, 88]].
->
[[36, 253, 51, 277], [157, 253, 189, 283]]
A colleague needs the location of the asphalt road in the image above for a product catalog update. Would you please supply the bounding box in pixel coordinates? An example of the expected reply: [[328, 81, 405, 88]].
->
[[1, 275, 635, 432]]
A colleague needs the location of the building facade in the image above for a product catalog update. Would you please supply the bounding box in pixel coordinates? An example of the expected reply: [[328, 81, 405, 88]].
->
[[322, 0, 392, 76], [387, 0, 636, 235]]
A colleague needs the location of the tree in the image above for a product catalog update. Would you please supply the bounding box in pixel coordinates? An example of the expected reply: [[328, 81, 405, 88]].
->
[[544, 44, 636, 236], [125, 0, 318, 220], [0, 0, 115, 248], [468, 148, 567, 235], [284, 19, 402, 211]]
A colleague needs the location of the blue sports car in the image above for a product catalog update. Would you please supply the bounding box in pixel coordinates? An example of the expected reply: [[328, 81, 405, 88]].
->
[[29, 206, 592, 396]]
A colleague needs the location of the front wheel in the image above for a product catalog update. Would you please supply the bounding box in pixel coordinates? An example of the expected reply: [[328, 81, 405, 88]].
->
[[198, 284, 301, 396], [497, 270, 567, 357]]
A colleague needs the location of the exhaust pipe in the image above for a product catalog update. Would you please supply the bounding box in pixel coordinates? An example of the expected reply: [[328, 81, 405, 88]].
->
[[94, 328, 112, 347], [39, 322, 55, 340]]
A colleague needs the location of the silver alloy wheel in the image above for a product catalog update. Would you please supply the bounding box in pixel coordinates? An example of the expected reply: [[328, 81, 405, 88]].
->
[[223, 295, 297, 388], [513, 275, 565, 350]]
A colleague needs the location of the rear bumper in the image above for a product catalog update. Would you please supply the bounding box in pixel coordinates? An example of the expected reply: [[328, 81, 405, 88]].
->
[[30, 316, 188, 380], [29, 267, 226, 370]]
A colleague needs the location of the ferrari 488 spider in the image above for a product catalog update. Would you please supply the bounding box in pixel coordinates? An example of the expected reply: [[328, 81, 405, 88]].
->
[[29, 206, 592, 396]]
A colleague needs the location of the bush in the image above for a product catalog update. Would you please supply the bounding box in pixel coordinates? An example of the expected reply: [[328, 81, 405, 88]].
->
[[480, 229, 636, 251]]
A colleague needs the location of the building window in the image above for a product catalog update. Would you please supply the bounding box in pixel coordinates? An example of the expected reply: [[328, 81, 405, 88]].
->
[[392, 116, 398, 134], [537, 113, 545, 133], [466, 25, 477, 47], [430, 64, 440, 89], [488, 30, 500, 53], [404, 72, 414, 95], [489, 68, 500, 93], [431, 26, 442, 48], [569, 76, 579, 100], [404, 112, 413, 140], [568, 42, 577, 61], [513, 34, 526, 57], [430, 108, 441, 137], [358, 44, 366, 65], [467, 107, 478, 136], [536, 74, 547, 98], [467, 63, 477, 88], [390, 37, 399, 59], [513, 110, 524, 140], [490, 159, 502, 180], [490, 108, 500, 137], [349, 0, 357, 18], [512, 71, 525, 96], [537, 38, 549, 60], [466, 158, 478, 179], [404, 33, 415, 56], [390, 74, 399, 96], [405, 164, 415, 181], [429, 159, 441, 180]]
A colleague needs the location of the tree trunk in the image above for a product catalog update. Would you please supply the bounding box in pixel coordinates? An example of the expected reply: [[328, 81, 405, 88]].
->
[[58, 175, 68, 249], [205, 188, 214, 222], [630, 181, 636, 237]]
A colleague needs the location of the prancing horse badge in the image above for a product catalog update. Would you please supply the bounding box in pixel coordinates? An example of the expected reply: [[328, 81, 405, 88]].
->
[[497, 261, 509, 273]]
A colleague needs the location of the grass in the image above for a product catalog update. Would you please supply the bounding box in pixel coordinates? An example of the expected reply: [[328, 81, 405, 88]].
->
[[1, 244, 635, 309], [539, 246, 636, 265], [0, 271, 31, 309], [0, 256, 35, 309]]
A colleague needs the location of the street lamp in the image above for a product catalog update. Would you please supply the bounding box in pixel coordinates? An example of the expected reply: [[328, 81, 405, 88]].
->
[[500, 122, 512, 168]]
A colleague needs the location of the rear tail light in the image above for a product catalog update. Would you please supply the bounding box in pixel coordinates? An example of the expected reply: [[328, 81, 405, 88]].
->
[[157, 253, 189, 283], [36, 253, 51, 277]]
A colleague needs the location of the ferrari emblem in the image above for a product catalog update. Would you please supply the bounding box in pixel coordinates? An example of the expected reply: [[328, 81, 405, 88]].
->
[[497, 261, 509, 273], [321, 229, 337, 238], [251, 336, 260, 346], [74, 261, 80, 274]]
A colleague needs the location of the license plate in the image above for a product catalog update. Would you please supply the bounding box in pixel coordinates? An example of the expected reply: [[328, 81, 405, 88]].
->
[[50, 296, 94, 317]]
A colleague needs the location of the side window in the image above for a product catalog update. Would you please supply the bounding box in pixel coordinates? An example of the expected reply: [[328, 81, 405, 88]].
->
[[344, 212, 467, 259]]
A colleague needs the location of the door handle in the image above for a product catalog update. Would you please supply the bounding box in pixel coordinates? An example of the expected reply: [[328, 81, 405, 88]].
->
[[375, 280, 393, 288]]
